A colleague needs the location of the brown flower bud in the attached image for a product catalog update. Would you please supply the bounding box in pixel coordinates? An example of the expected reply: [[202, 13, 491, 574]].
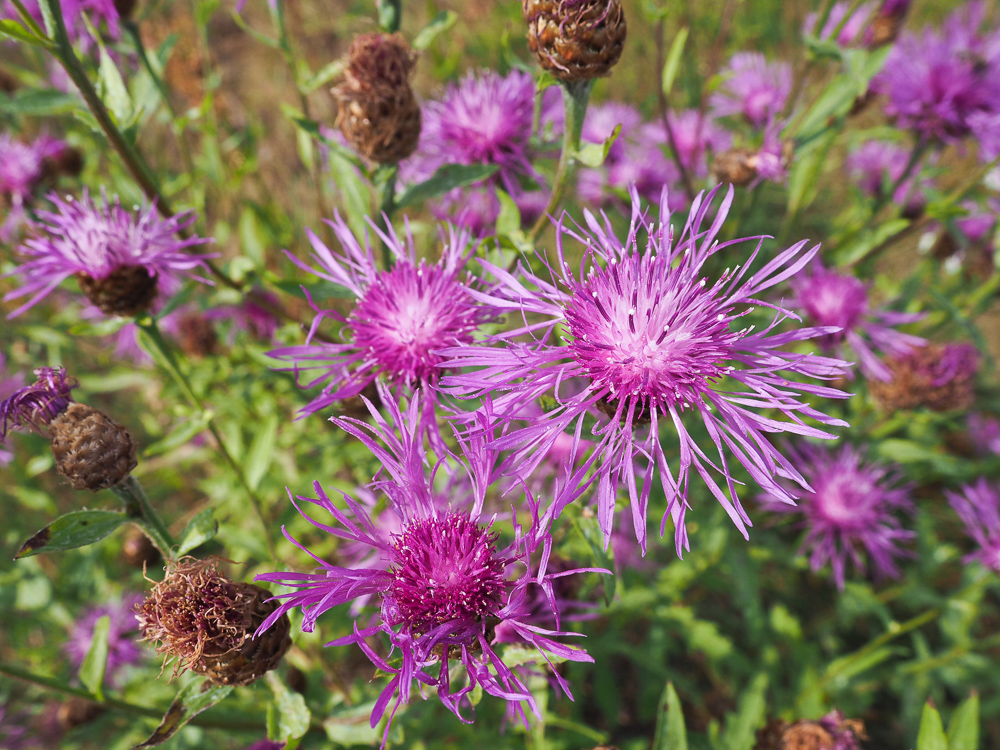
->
[[869, 342, 979, 413], [49, 403, 138, 491], [113, 0, 137, 20], [177, 313, 218, 358], [523, 0, 626, 82], [781, 722, 834, 750], [333, 33, 422, 164], [136, 558, 291, 686], [77, 265, 158, 316], [712, 148, 759, 186], [0, 67, 18, 94], [123, 528, 161, 569], [56, 698, 104, 731], [40, 147, 85, 183]]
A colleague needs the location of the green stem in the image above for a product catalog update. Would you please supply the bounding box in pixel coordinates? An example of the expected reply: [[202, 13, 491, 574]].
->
[[528, 79, 593, 245], [136, 317, 279, 562], [376, 165, 399, 269], [779, 0, 837, 122], [109, 475, 176, 560]]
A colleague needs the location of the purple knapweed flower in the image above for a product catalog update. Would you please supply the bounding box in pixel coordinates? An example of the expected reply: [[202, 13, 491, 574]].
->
[[946, 479, 1000, 572], [0, 366, 75, 440], [3, 190, 214, 318], [582, 102, 643, 164], [2, 0, 120, 51], [0, 355, 24, 466], [970, 111, 1000, 163], [788, 261, 925, 381], [874, 2, 1000, 144], [817, 710, 866, 750], [845, 140, 927, 214], [968, 413, 1000, 456], [64, 594, 144, 685], [640, 110, 732, 179], [0, 133, 69, 241], [255, 387, 599, 736], [441, 186, 851, 555], [760, 442, 914, 588], [709, 52, 792, 129], [269, 214, 496, 446], [804, 2, 874, 46]]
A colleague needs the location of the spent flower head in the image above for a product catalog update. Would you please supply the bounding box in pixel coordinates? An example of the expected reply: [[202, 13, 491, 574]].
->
[[869, 341, 979, 412], [946, 478, 1000, 572]]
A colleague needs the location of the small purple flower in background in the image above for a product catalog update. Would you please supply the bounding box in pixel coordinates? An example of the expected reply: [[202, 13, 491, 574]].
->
[[582, 102, 643, 163], [2, 0, 121, 51], [709, 52, 792, 129], [245, 741, 285, 750], [64, 595, 145, 685], [640, 110, 732, 179], [0, 133, 70, 240], [846, 140, 927, 214], [947, 479, 1000, 572], [204, 289, 282, 343], [442, 186, 850, 555], [804, 2, 874, 46], [788, 261, 925, 381], [0, 366, 76, 440], [817, 710, 867, 749], [970, 111, 1000, 163], [255, 387, 598, 734], [874, 2, 1000, 145], [0, 354, 25, 466], [967, 413, 1000, 456], [760, 442, 914, 589], [4, 191, 214, 318]]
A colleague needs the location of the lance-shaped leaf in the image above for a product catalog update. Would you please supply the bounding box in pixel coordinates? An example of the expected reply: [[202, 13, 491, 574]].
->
[[80, 615, 111, 701], [176, 508, 219, 556], [16, 510, 128, 559], [653, 682, 689, 750], [916, 701, 948, 750], [412, 10, 457, 50], [395, 164, 499, 209], [134, 679, 234, 748]]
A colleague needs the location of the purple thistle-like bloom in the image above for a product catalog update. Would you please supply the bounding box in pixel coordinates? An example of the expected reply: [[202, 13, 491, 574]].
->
[[804, 2, 874, 46], [245, 741, 285, 750], [269, 214, 496, 440], [2, 0, 120, 50], [788, 261, 925, 381], [0, 355, 25, 466], [968, 413, 1000, 456], [947, 479, 1000, 572], [874, 2, 1000, 144], [64, 595, 144, 685], [709, 52, 792, 129], [255, 387, 598, 735], [640, 110, 732, 179], [441, 186, 850, 555], [0, 366, 75, 441], [582, 102, 643, 164], [4, 191, 214, 318], [0, 133, 69, 241], [845, 140, 927, 213], [760, 442, 914, 588]]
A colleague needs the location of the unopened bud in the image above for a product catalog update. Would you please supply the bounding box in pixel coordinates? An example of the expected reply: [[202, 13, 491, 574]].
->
[[77, 265, 159, 316], [523, 0, 626, 82], [865, 0, 911, 47], [123, 528, 161, 569], [712, 148, 759, 186], [50, 403, 138, 491], [177, 312, 218, 358]]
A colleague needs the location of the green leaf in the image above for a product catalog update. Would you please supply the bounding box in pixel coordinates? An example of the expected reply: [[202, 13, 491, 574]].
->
[[135, 679, 234, 747], [720, 673, 768, 750], [396, 163, 499, 209], [577, 124, 621, 168], [244, 415, 279, 491], [291, 116, 367, 172], [572, 513, 615, 602], [412, 10, 457, 50], [97, 46, 133, 125], [80, 615, 110, 701], [946, 692, 979, 750], [917, 701, 948, 750], [176, 509, 219, 556], [143, 412, 215, 458], [653, 682, 688, 750], [302, 59, 345, 93], [265, 672, 311, 742], [0, 18, 47, 44], [0, 89, 80, 115], [324, 700, 403, 746], [16, 510, 128, 559], [661, 27, 688, 95]]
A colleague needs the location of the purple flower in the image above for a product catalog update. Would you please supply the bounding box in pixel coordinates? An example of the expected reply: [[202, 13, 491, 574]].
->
[[245, 742, 285, 750], [255, 387, 598, 735], [269, 214, 496, 446], [0, 133, 69, 241], [582, 101, 643, 164], [709, 52, 792, 129], [804, 2, 874, 46], [0, 355, 25, 466], [845, 140, 927, 212], [874, 2, 1000, 144], [760, 442, 914, 589], [817, 710, 867, 750], [640, 110, 732, 179], [0, 366, 76, 441], [947, 479, 1000, 571], [4, 191, 214, 318], [2, 0, 120, 51], [788, 261, 925, 381], [970, 110, 1000, 163], [204, 289, 282, 342], [441, 186, 850, 555], [64, 595, 144, 685], [968, 413, 1000, 456]]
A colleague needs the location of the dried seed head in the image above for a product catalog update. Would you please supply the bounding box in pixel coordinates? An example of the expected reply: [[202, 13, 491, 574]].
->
[[523, 0, 627, 82], [870, 342, 979, 412], [136, 558, 291, 686], [77, 265, 159, 316], [49, 403, 137, 491], [334, 33, 422, 164]]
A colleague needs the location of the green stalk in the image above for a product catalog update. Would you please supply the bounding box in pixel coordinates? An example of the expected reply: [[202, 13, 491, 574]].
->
[[109, 475, 176, 560], [376, 165, 399, 269], [528, 79, 593, 244]]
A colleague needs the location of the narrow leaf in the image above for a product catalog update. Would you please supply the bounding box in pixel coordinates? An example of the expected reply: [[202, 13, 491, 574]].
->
[[143, 412, 214, 458], [134, 680, 234, 747], [412, 10, 457, 50], [653, 682, 688, 750], [946, 692, 979, 750], [0, 89, 80, 115], [302, 59, 345, 93], [80, 615, 110, 701], [244, 415, 279, 491], [661, 27, 688, 95], [577, 124, 621, 168], [16, 510, 128, 559], [176, 508, 218, 556], [0, 18, 46, 44], [396, 163, 499, 209], [97, 46, 132, 124], [917, 701, 948, 750]]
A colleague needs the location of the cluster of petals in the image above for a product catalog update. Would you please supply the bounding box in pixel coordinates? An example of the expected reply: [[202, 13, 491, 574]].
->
[[64, 594, 145, 685], [442, 186, 851, 556], [255, 387, 599, 735], [709, 52, 792, 129], [946, 479, 1000, 572], [845, 140, 928, 214], [3, 191, 213, 317], [0, 365, 76, 440], [0, 133, 70, 240], [804, 1, 874, 46]]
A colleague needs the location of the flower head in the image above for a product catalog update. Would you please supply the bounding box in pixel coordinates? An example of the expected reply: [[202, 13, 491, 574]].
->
[[64, 595, 144, 685], [709, 52, 792, 128], [846, 140, 927, 214], [4, 191, 213, 318], [255, 386, 598, 735], [760, 442, 914, 588], [788, 261, 925, 381], [869, 341, 979, 412], [442, 186, 850, 555], [0, 133, 73, 241], [0, 366, 76, 440], [947, 479, 1000, 572], [640, 110, 732, 178], [967, 412, 1000, 456], [204, 290, 282, 343]]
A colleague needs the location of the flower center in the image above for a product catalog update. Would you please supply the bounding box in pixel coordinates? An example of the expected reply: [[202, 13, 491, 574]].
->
[[811, 474, 880, 529], [388, 514, 507, 634], [565, 254, 738, 411]]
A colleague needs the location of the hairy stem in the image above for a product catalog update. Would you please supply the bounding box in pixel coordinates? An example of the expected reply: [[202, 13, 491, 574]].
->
[[110, 475, 176, 560]]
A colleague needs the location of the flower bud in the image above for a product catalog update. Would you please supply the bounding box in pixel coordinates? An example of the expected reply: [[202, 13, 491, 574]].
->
[[0, 68, 18, 94], [711, 148, 759, 186], [177, 312, 219, 358], [136, 558, 291, 686], [870, 342, 978, 412], [523, 0, 627, 82], [865, 0, 911, 48], [333, 33, 422, 164], [77, 264, 159, 317], [123, 528, 161, 569]]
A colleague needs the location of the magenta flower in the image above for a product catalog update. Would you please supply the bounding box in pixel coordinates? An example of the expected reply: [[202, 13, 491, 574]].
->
[[64, 594, 144, 686], [4, 191, 214, 318], [2, 0, 120, 50], [640, 110, 732, 179], [0, 355, 24, 466], [582, 102, 643, 163], [709, 52, 792, 129], [788, 261, 925, 381], [441, 186, 850, 555], [846, 140, 927, 213], [0, 133, 69, 240], [970, 111, 1000, 163], [760, 442, 914, 588], [804, 2, 874, 46], [0, 366, 76, 441], [269, 214, 496, 446], [255, 387, 598, 735], [874, 2, 1000, 144], [947, 479, 1000, 572], [968, 413, 1000, 456]]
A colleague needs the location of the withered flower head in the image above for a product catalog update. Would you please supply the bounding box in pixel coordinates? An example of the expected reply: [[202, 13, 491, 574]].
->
[[135, 558, 291, 686], [333, 32, 422, 164], [523, 0, 626, 82], [870, 341, 978, 412]]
